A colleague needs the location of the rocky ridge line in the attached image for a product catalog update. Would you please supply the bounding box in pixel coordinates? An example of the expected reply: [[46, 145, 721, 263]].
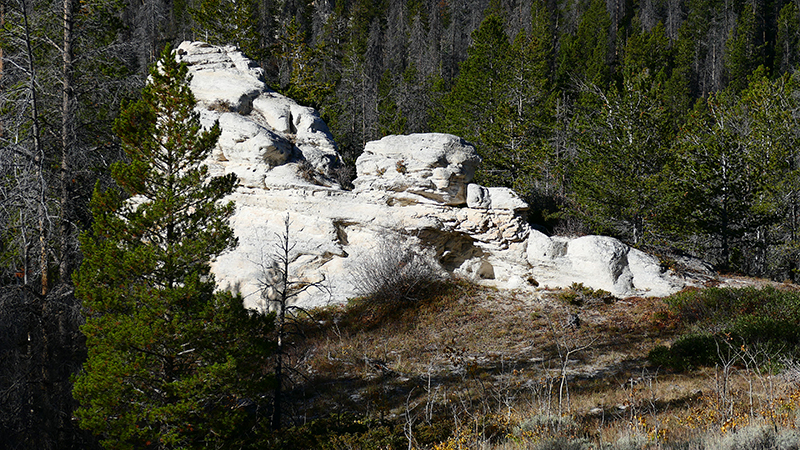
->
[[176, 41, 689, 309]]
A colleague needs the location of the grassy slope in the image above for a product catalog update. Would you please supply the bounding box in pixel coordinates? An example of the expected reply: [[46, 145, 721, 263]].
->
[[282, 279, 800, 449]]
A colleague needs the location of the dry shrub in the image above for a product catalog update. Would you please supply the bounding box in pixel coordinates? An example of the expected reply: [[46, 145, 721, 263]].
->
[[332, 163, 355, 190], [350, 237, 439, 307], [296, 159, 320, 184], [207, 99, 233, 112], [706, 425, 800, 450]]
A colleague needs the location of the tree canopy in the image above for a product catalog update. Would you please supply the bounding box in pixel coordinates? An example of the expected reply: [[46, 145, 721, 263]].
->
[[72, 47, 274, 450]]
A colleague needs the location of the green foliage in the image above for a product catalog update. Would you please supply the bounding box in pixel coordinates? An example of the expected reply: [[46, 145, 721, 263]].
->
[[557, 0, 613, 91], [377, 69, 407, 136], [653, 286, 800, 370], [775, 2, 800, 74], [570, 69, 673, 244], [191, 0, 265, 60], [433, 14, 511, 143], [278, 18, 336, 109], [725, 3, 765, 93], [557, 282, 613, 306], [433, 12, 554, 199], [668, 97, 752, 269], [73, 47, 274, 449], [648, 333, 719, 371], [666, 72, 800, 273], [622, 22, 691, 129]]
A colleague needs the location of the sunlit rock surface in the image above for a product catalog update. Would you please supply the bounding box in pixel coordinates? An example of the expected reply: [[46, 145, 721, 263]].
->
[[176, 41, 686, 309]]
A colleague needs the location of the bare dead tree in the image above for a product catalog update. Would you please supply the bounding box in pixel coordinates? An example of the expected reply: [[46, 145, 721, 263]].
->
[[59, 0, 73, 283], [257, 214, 329, 429]]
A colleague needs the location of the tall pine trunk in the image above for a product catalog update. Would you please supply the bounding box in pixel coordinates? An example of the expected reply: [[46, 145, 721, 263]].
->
[[19, 0, 48, 295], [60, 0, 73, 282]]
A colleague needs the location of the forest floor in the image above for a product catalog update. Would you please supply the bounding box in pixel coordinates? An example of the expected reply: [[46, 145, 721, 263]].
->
[[286, 277, 800, 448]]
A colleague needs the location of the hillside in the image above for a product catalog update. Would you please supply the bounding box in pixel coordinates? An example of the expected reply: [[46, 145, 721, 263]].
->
[[276, 277, 800, 449]]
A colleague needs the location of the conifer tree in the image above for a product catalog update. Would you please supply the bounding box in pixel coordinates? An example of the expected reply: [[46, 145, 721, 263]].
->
[[775, 2, 800, 75], [279, 18, 334, 109], [557, 0, 613, 92], [72, 47, 274, 450], [191, 0, 266, 61], [668, 71, 800, 274], [725, 2, 765, 93], [571, 70, 672, 245], [668, 84, 775, 272], [433, 14, 512, 186]]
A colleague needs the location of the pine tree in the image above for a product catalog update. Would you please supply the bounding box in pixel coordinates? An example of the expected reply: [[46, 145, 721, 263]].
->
[[191, 0, 266, 61], [556, 0, 613, 92], [433, 14, 513, 186], [72, 47, 273, 450], [278, 18, 334, 109], [725, 1, 765, 93], [741, 70, 800, 277], [775, 2, 800, 75], [623, 21, 691, 129], [668, 82, 780, 272], [570, 69, 672, 245]]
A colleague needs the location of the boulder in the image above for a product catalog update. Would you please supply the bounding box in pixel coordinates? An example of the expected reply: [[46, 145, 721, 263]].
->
[[525, 231, 682, 297], [466, 184, 528, 211], [171, 42, 688, 310], [354, 133, 482, 205]]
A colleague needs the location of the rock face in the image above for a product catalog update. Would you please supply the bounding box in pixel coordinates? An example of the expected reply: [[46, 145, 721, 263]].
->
[[175, 42, 687, 310], [176, 41, 341, 190], [354, 133, 482, 205]]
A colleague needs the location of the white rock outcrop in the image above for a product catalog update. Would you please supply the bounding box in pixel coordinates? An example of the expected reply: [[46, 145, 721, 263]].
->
[[466, 184, 529, 211], [176, 41, 341, 190], [175, 42, 687, 310], [354, 133, 482, 205]]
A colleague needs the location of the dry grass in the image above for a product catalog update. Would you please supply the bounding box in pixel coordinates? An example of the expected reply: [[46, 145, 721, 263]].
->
[[282, 278, 800, 449]]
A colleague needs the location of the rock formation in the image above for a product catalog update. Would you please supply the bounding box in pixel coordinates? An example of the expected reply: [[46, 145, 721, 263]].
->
[[175, 41, 687, 310]]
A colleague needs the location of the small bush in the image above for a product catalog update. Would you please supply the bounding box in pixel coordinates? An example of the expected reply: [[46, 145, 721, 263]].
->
[[332, 163, 355, 190], [557, 282, 615, 306], [297, 159, 320, 184], [661, 286, 800, 366], [207, 99, 233, 112], [732, 315, 799, 348], [612, 433, 648, 450], [648, 333, 719, 371], [350, 237, 440, 306], [513, 414, 580, 436], [664, 287, 800, 329], [663, 287, 738, 324], [648, 345, 674, 369]]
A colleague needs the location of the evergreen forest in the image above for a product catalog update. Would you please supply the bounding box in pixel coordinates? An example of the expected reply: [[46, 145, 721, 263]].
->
[[3, 0, 800, 447]]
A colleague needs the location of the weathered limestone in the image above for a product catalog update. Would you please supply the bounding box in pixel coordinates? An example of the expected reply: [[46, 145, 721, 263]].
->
[[354, 133, 482, 206], [466, 184, 528, 211], [174, 42, 686, 310], [176, 41, 341, 189]]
